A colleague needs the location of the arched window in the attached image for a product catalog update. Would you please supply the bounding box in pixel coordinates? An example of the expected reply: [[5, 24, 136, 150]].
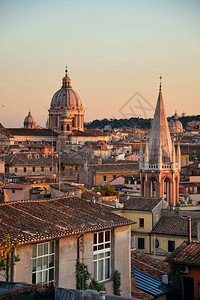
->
[[67, 124, 70, 131], [164, 178, 170, 202]]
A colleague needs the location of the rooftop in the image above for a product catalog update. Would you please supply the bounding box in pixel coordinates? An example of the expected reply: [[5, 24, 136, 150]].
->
[[0, 196, 134, 245], [71, 129, 108, 137], [124, 197, 162, 211], [131, 250, 168, 281], [6, 128, 58, 137], [151, 216, 198, 237], [165, 241, 200, 266]]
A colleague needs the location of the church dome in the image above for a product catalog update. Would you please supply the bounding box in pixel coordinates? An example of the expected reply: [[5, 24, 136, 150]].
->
[[169, 112, 183, 134], [51, 68, 83, 109], [24, 111, 36, 129]]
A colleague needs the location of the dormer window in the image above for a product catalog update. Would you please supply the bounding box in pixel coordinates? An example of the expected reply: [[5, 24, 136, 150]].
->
[[35, 154, 39, 159]]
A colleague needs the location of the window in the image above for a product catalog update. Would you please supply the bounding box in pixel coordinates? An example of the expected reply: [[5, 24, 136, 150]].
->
[[113, 175, 116, 180], [168, 240, 176, 253], [32, 167, 35, 172], [103, 175, 107, 182], [153, 238, 160, 249], [24, 167, 27, 173], [62, 166, 65, 171], [14, 167, 17, 173], [12, 190, 15, 194], [137, 237, 145, 250], [41, 167, 44, 172], [32, 241, 55, 284], [93, 230, 111, 282], [50, 166, 52, 172], [139, 218, 144, 228]]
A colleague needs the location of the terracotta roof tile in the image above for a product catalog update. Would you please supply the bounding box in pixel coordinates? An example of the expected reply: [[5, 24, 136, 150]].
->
[[7, 128, 58, 137], [151, 216, 198, 237], [88, 162, 139, 173], [131, 250, 168, 281], [0, 197, 134, 245], [165, 241, 200, 266], [124, 197, 162, 211], [71, 129, 108, 137], [5, 152, 57, 166]]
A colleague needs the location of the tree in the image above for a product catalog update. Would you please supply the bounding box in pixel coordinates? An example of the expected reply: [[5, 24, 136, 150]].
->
[[113, 270, 121, 296], [98, 185, 118, 196], [0, 235, 20, 281]]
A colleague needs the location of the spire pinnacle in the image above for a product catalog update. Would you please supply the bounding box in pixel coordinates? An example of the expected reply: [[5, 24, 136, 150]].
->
[[159, 75, 162, 92], [65, 65, 68, 76], [62, 66, 71, 88]]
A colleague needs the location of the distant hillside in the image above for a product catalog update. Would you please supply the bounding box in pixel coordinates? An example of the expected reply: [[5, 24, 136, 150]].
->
[[85, 115, 200, 130]]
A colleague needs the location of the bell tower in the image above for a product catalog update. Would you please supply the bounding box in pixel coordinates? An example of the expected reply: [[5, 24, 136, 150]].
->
[[140, 78, 181, 207]]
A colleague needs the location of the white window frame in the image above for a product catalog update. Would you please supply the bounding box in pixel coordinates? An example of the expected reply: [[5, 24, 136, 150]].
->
[[32, 241, 55, 284], [137, 237, 145, 250], [93, 230, 111, 282]]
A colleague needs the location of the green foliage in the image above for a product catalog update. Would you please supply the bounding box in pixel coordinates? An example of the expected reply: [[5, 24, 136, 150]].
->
[[0, 235, 20, 278], [88, 278, 106, 292], [76, 261, 90, 290], [113, 270, 121, 296], [189, 153, 200, 161], [44, 193, 51, 198], [76, 261, 106, 292], [85, 117, 152, 130], [85, 115, 200, 131], [98, 185, 118, 196]]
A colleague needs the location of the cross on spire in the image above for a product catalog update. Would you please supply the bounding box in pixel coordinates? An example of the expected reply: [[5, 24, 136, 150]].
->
[[159, 75, 162, 91]]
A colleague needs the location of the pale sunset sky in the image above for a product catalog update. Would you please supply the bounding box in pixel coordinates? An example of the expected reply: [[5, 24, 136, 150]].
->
[[0, 0, 199, 127]]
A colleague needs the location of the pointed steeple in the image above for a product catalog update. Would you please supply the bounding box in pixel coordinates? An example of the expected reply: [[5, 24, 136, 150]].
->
[[148, 77, 172, 164], [158, 143, 162, 170]]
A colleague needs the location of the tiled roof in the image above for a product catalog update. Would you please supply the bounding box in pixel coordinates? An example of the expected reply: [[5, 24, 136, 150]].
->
[[2, 184, 30, 190], [88, 162, 139, 173], [0, 197, 134, 245], [71, 129, 108, 137], [165, 241, 200, 266], [124, 197, 162, 211], [5, 152, 57, 166], [131, 250, 168, 281], [151, 216, 197, 237], [6, 128, 58, 137]]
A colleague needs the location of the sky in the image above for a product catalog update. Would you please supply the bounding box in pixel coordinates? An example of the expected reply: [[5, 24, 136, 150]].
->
[[0, 0, 199, 127]]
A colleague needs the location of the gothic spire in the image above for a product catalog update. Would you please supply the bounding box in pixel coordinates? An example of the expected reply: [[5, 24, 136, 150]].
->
[[148, 78, 172, 164]]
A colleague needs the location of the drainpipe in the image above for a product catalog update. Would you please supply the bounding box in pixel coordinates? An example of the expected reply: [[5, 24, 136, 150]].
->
[[188, 216, 191, 244], [77, 235, 83, 261]]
